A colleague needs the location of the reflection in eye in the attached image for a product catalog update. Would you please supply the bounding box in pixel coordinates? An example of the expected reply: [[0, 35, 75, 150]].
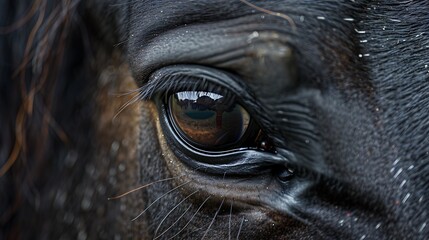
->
[[169, 91, 250, 149]]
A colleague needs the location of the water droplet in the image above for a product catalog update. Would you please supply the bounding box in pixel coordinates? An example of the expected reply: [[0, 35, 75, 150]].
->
[[78, 230, 87, 240], [97, 184, 106, 195], [419, 222, 427, 232], [81, 197, 92, 210], [247, 31, 259, 43], [65, 151, 78, 168], [63, 212, 74, 224], [402, 193, 411, 203], [120, 204, 126, 211], [393, 158, 400, 165], [111, 141, 120, 155], [393, 168, 403, 178], [118, 164, 126, 172], [55, 191, 67, 208], [399, 180, 407, 188]]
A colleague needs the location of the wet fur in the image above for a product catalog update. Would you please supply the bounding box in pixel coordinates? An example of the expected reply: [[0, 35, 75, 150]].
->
[[1, 0, 429, 239]]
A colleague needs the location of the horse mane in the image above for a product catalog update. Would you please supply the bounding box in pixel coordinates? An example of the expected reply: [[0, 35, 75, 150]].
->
[[0, 0, 82, 228]]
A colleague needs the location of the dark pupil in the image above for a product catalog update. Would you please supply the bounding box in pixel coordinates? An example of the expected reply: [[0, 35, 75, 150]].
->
[[169, 91, 250, 149]]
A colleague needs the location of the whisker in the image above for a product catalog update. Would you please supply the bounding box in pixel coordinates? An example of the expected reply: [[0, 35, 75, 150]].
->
[[169, 195, 211, 240], [153, 190, 199, 238], [229, 201, 233, 240], [112, 87, 144, 97], [236, 216, 245, 240], [132, 180, 191, 221], [201, 198, 225, 240], [154, 203, 193, 240], [113, 92, 143, 120], [239, 0, 296, 31], [108, 176, 180, 200], [113, 38, 129, 48]]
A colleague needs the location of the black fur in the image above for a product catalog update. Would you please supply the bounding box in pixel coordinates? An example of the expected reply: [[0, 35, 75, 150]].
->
[[1, 0, 428, 239]]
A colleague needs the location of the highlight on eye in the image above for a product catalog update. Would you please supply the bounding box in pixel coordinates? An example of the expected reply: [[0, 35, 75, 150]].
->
[[168, 91, 250, 150]]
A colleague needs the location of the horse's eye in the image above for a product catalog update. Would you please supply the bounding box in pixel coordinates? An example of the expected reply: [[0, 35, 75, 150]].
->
[[168, 91, 250, 150]]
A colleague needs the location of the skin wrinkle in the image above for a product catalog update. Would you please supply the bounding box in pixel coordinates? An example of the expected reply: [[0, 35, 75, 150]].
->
[[127, 0, 373, 96], [1, 0, 429, 239]]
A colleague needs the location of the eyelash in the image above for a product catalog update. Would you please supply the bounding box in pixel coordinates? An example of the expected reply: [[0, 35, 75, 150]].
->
[[137, 66, 271, 134], [138, 69, 239, 101]]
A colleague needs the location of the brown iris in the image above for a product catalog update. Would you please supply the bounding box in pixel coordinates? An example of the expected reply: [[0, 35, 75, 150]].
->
[[169, 91, 250, 149]]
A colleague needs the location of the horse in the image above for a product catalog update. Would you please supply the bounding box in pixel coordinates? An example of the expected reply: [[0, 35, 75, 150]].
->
[[1, 0, 428, 239]]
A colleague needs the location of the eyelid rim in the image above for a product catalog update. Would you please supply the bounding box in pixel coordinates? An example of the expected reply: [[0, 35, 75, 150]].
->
[[157, 98, 292, 175]]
